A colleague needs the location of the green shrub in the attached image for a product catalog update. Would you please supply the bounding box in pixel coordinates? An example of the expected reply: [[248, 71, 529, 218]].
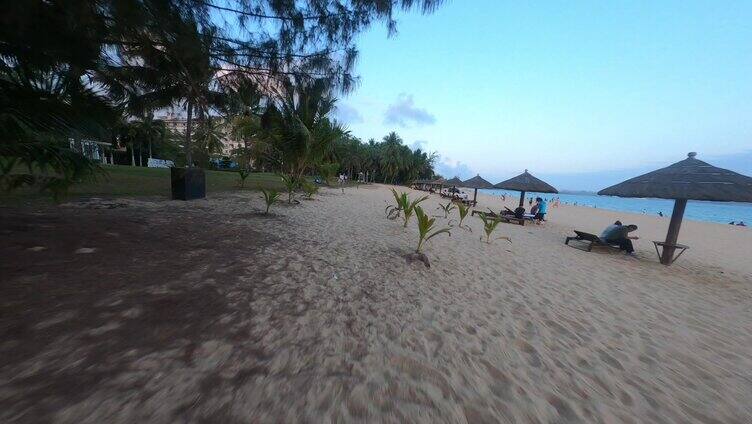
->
[[478, 212, 512, 244], [414, 206, 451, 253], [261, 188, 281, 214], [302, 181, 319, 199], [436, 201, 456, 218], [385, 189, 428, 228]]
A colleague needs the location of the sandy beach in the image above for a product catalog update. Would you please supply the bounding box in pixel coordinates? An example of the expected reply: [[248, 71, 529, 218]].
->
[[2, 183, 752, 423], [474, 190, 752, 283]]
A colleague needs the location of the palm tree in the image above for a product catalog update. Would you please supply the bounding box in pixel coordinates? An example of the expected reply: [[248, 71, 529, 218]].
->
[[137, 113, 165, 160], [230, 114, 259, 169], [379, 132, 406, 184], [193, 117, 225, 167], [111, 12, 228, 167], [259, 78, 346, 180]]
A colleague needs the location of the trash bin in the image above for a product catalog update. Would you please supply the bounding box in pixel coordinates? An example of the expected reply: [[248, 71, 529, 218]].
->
[[171, 167, 206, 200]]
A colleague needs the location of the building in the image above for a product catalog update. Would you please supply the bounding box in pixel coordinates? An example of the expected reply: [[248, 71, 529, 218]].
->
[[70, 139, 113, 164], [159, 112, 244, 156]]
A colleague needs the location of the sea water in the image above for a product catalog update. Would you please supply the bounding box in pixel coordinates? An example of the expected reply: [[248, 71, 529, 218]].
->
[[482, 189, 752, 225]]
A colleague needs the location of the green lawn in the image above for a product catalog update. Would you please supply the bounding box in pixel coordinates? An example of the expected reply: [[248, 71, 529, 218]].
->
[[1, 165, 285, 205]]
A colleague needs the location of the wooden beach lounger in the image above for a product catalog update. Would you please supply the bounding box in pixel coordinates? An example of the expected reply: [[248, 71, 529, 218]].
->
[[564, 230, 620, 252], [450, 197, 476, 207]]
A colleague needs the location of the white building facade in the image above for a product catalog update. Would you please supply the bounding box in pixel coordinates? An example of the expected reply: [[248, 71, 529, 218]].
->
[[159, 113, 244, 156]]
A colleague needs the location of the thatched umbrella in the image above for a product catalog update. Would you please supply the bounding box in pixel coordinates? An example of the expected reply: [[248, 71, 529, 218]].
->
[[494, 169, 558, 207], [461, 174, 494, 205], [598, 152, 752, 265], [430, 177, 446, 192], [445, 176, 463, 187], [431, 177, 446, 185], [412, 178, 428, 190], [413, 178, 443, 190]]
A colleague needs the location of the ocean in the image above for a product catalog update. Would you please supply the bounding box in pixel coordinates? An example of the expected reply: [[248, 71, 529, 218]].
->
[[481, 189, 752, 225]]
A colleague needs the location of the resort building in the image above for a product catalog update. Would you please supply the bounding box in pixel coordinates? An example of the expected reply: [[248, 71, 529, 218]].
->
[[159, 112, 244, 156]]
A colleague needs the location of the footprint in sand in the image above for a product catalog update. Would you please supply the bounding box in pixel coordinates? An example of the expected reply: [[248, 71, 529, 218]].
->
[[515, 340, 541, 367], [480, 360, 514, 400], [546, 393, 579, 421], [598, 349, 625, 371]]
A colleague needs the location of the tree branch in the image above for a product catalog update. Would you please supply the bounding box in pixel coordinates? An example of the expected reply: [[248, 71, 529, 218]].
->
[[198, 1, 348, 21]]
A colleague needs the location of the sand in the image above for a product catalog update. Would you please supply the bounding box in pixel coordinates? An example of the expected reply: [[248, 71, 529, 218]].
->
[[2, 183, 752, 423], [475, 191, 752, 282]]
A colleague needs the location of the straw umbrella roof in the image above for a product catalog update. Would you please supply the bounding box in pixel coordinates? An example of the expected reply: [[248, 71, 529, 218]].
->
[[445, 176, 463, 186], [494, 170, 558, 193], [598, 152, 752, 202], [413, 177, 445, 185], [461, 175, 494, 189]]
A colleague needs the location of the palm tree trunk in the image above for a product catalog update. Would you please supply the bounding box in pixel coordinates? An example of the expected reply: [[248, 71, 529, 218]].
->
[[130, 144, 135, 166], [138, 146, 142, 166], [185, 101, 193, 167], [149, 140, 153, 159]]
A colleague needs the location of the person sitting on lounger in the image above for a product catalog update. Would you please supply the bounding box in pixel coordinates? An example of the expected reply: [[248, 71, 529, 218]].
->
[[600, 221, 639, 254]]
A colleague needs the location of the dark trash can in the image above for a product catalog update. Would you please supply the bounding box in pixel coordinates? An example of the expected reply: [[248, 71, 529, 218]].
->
[[171, 167, 206, 200]]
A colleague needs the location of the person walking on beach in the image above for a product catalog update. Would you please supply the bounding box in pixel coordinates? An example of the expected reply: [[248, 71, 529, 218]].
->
[[600, 220, 639, 255]]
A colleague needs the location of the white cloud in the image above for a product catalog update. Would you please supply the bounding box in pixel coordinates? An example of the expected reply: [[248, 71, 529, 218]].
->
[[333, 103, 364, 124], [435, 156, 473, 179], [384, 93, 436, 127]]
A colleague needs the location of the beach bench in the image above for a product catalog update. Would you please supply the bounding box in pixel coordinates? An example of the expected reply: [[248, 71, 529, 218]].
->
[[450, 197, 476, 207], [564, 230, 620, 252]]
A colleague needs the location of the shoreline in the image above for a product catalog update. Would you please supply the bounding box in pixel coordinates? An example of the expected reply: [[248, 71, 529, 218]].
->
[[495, 194, 752, 228], [480, 189, 752, 226]]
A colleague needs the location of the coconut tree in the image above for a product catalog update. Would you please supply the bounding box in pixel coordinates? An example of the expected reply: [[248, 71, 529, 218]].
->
[[138, 113, 165, 160], [379, 132, 406, 184], [231, 113, 260, 170], [259, 78, 346, 181], [192, 117, 225, 168], [109, 11, 229, 167]]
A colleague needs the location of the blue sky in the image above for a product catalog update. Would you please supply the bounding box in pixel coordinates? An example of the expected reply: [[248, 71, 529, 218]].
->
[[333, 0, 752, 190]]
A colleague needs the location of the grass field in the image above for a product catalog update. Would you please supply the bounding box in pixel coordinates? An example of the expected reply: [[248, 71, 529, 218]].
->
[[1, 165, 286, 205]]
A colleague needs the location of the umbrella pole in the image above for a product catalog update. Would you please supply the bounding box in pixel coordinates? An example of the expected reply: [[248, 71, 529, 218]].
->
[[661, 199, 687, 265], [518, 191, 526, 208], [473, 188, 478, 205]]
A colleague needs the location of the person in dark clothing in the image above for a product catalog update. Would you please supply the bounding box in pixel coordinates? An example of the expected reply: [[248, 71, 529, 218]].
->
[[600, 220, 639, 254]]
